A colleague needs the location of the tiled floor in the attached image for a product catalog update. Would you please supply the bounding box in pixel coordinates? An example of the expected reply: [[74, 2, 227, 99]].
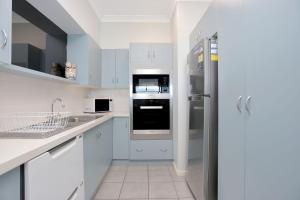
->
[[94, 161, 194, 200]]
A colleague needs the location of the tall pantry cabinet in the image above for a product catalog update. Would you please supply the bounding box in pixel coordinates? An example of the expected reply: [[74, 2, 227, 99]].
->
[[193, 0, 300, 200]]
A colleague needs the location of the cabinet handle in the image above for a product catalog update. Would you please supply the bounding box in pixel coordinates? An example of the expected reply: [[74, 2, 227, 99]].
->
[[136, 148, 143, 152], [153, 50, 156, 58], [245, 96, 252, 114], [1, 30, 7, 49], [236, 96, 242, 113], [160, 149, 168, 152], [67, 187, 79, 200], [116, 77, 119, 83], [148, 50, 150, 59], [112, 78, 115, 84]]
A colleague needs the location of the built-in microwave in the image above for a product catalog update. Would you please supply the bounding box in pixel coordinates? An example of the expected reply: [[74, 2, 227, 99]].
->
[[84, 98, 113, 113], [132, 74, 169, 94]]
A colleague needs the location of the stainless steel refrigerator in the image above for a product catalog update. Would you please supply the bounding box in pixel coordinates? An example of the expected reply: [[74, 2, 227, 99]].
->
[[186, 37, 218, 200]]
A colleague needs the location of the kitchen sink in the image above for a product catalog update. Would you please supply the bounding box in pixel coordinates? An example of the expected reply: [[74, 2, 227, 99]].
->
[[0, 115, 104, 139]]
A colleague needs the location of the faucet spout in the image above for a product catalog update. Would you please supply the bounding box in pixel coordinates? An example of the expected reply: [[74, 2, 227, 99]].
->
[[51, 98, 65, 113]]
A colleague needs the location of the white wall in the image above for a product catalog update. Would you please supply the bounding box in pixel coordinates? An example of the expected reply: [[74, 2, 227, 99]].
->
[[0, 72, 89, 113], [172, 1, 210, 173], [57, 0, 101, 44], [99, 22, 172, 49]]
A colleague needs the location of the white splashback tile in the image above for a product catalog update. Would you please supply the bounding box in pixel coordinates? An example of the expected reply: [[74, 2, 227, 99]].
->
[[89, 88, 130, 113], [0, 72, 90, 113]]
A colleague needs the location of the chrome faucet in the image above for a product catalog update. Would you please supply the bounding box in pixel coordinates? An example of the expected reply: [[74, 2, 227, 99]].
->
[[51, 98, 66, 113]]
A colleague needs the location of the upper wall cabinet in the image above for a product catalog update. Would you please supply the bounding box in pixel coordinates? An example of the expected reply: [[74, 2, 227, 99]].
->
[[101, 49, 129, 89], [67, 35, 100, 87], [0, 0, 12, 64], [130, 43, 173, 70]]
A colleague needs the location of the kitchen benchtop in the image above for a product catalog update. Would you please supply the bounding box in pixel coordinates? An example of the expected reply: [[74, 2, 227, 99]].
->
[[0, 112, 129, 176]]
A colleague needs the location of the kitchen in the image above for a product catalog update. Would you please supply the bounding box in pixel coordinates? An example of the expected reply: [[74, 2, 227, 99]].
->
[[0, 0, 300, 200]]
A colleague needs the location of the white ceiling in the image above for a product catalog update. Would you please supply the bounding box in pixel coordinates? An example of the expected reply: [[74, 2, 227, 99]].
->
[[88, 0, 211, 23]]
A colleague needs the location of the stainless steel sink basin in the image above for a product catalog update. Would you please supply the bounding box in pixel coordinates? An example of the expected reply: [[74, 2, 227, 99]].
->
[[0, 115, 104, 139], [68, 115, 103, 123]]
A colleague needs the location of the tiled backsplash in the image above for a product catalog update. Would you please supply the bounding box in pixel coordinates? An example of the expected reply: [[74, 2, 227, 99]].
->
[[89, 89, 130, 113], [0, 72, 89, 113]]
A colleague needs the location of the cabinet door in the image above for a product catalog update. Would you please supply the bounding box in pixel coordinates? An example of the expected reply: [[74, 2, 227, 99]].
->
[[0, 167, 20, 200], [217, 0, 246, 200], [113, 117, 129, 159], [88, 38, 99, 86], [151, 44, 173, 68], [242, 1, 300, 200], [84, 127, 101, 200], [67, 35, 89, 85], [130, 43, 151, 67], [0, 0, 12, 63], [101, 49, 116, 88], [115, 49, 129, 88]]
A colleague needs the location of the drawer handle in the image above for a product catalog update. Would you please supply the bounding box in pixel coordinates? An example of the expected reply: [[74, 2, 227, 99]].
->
[[49, 137, 77, 159], [136, 148, 143, 152], [97, 132, 102, 139], [160, 149, 168, 152]]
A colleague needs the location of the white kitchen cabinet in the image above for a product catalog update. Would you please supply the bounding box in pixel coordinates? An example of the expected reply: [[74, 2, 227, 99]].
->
[[130, 43, 173, 70], [130, 140, 173, 160], [67, 34, 101, 87], [113, 117, 130, 159], [0, 0, 12, 63], [101, 49, 129, 88], [25, 136, 84, 200]]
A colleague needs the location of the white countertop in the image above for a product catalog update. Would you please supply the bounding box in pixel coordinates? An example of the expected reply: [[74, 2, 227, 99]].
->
[[0, 112, 129, 176]]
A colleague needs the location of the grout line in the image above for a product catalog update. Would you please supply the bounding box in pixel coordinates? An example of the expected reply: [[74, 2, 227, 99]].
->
[[117, 164, 128, 200]]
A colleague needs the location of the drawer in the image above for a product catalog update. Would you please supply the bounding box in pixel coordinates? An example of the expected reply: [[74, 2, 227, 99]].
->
[[25, 136, 84, 200], [130, 140, 173, 160]]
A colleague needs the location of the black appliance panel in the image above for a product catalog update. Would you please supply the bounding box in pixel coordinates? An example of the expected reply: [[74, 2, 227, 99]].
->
[[133, 99, 170, 130]]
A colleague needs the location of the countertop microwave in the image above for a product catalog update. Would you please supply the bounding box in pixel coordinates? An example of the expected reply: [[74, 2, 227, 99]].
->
[[84, 98, 113, 113]]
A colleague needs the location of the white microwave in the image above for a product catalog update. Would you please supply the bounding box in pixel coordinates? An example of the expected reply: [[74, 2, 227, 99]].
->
[[84, 98, 113, 113]]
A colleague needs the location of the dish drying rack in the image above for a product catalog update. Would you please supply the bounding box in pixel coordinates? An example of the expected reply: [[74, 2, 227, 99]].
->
[[0, 112, 70, 134]]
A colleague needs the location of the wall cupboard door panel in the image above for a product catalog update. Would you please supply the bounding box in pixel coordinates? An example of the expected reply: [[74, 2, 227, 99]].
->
[[116, 49, 129, 88], [101, 49, 116, 88], [151, 44, 173, 68], [130, 43, 151, 67]]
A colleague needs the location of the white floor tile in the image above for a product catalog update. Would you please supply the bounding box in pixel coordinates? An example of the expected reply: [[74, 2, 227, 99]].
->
[[149, 182, 177, 199], [125, 170, 148, 182], [119, 182, 148, 199], [104, 171, 126, 183], [174, 181, 193, 198], [94, 182, 123, 200]]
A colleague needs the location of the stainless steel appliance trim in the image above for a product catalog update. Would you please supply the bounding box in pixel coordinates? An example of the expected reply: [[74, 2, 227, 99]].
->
[[133, 130, 170, 135], [132, 68, 171, 75], [140, 106, 163, 110], [1, 30, 7, 49], [132, 93, 170, 99]]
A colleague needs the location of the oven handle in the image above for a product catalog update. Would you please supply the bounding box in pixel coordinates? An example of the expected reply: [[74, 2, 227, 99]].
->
[[140, 106, 163, 110]]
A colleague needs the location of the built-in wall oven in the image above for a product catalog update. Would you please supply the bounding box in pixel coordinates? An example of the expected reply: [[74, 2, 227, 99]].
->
[[133, 99, 170, 134], [131, 73, 171, 135]]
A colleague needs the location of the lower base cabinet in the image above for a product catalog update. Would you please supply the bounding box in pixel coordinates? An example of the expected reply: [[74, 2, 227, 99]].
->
[[0, 167, 21, 200], [83, 119, 113, 200], [130, 140, 173, 160]]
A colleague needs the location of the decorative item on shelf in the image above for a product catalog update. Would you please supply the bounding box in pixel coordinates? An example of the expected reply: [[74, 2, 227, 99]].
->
[[51, 62, 65, 77], [65, 62, 77, 80]]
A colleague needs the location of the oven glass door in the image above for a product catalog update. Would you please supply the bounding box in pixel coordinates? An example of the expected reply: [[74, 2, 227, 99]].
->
[[133, 99, 170, 130]]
